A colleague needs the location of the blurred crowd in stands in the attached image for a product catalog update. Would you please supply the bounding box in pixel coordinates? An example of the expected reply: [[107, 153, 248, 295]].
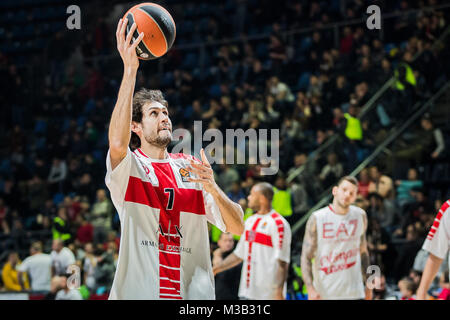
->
[[0, 0, 449, 299]]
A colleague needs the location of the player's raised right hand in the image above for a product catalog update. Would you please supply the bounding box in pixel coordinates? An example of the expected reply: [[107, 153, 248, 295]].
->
[[116, 18, 144, 71]]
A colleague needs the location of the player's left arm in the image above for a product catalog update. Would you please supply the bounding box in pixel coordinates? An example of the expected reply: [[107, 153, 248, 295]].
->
[[187, 148, 244, 235], [360, 211, 372, 300], [272, 259, 289, 300]]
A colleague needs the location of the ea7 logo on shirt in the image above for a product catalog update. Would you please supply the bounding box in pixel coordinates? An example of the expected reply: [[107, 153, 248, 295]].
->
[[179, 167, 190, 182], [323, 219, 358, 240]]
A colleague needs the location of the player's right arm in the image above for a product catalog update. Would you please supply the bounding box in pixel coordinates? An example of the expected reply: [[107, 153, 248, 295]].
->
[[416, 253, 444, 299], [212, 252, 243, 276], [300, 214, 320, 300], [109, 18, 144, 171]]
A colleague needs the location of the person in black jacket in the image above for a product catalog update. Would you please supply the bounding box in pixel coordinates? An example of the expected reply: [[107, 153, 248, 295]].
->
[[212, 232, 242, 300]]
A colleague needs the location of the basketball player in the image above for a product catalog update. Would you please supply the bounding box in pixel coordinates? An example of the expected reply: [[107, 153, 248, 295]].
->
[[106, 18, 244, 299], [416, 199, 450, 299], [213, 182, 292, 300], [301, 176, 372, 300]]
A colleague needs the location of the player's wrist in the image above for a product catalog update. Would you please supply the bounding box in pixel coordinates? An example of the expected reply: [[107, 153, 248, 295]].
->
[[123, 64, 138, 76]]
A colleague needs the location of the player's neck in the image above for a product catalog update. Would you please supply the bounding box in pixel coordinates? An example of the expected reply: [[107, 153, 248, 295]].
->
[[256, 206, 272, 215], [330, 201, 349, 215], [140, 144, 168, 160]]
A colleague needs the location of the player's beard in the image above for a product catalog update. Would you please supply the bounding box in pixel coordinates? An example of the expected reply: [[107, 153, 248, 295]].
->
[[144, 130, 172, 148], [337, 198, 351, 210]]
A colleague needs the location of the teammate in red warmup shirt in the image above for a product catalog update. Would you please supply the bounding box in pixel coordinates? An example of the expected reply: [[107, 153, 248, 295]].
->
[[213, 182, 291, 300]]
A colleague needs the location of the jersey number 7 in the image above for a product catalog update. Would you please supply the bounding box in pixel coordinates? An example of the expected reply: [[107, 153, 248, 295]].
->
[[164, 188, 174, 210]]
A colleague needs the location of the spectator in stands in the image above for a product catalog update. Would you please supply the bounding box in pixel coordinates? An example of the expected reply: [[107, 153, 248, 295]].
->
[[90, 189, 113, 245], [357, 168, 373, 199], [52, 206, 72, 243], [44, 276, 63, 300], [367, 192, 397, 232], [82, 242, 97, 292], [367, 217, 390, 270], [51, 239, 75, 276], [409, 269, 422, 290], [47, 158, 67, 194], [272, 175, 293, 220], [17, 241, 52, 292], [93, 245, 115, 293], [268, 76, 295, 103], [27, 175, 48, 217], [392, 224, 423, 281], [227, 182, 245, 204], [319, 152, 344, 189], [395, 168, 423, 208], [212, 232, 241, 300], [218, 164, 240, 194], [76, 214, 94, 245], [1, 251, 29, 291], [398, 276, 416, 300], [437, 272, 450, 300], [372, 274, 396, 300], [0, 197, 10, 235], [394, 186, 433, 238], [55, 275, 82, 300], [268, 34, 287, 76]]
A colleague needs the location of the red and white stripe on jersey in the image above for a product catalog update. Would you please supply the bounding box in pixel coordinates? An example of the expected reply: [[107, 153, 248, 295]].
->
[[270, 212, 285, 250], [427, 200, 450, 241], [245, 217, 262, 288], [126, 149, 205, 299]]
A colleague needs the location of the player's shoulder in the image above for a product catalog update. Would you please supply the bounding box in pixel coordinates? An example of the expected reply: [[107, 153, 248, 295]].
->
[[438, 200, 450, 216], [349, 204, 367, 217], [312, 205, 331, 217], [168, 153, 200, 162], [269, 211, 290, 226]]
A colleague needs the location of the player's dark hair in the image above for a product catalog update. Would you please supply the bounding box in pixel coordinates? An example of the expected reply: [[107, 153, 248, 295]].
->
[[254, 182, 274, 202], [130, 89, 168, 151], [336, 176, 358, 187]]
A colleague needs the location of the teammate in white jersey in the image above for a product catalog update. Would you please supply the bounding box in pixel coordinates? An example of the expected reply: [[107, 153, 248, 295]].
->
[[416, 199, 450, 299], [213, 182, 291, 300], [301, 176, 372, 300], [106, 18, 244, 299]]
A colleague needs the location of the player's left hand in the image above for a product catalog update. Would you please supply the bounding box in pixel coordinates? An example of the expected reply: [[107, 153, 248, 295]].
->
[[186, 148, 217, 194]]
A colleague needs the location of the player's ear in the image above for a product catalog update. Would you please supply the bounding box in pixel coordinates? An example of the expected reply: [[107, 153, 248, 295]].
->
[[131, 121, 142, 134], [332, 186, 338, 197]]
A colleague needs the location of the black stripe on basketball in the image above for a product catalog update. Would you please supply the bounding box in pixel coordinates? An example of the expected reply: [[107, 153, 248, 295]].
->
[[126, 12, 155, 60], [140, 5, 176, 49]]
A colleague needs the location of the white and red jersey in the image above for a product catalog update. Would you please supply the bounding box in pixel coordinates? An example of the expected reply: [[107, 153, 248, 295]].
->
[[422, 200, 450, 270], [105, 147, 226, 300], [233, 210, 291, 300], [312, 204, 366, 300]]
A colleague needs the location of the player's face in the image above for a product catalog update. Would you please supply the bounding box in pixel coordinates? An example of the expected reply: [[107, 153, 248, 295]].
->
[[247, 186, 261, 212], [139, 101, 173, 148], [333, 180, 358, 208], [218, 234, 234, 252]]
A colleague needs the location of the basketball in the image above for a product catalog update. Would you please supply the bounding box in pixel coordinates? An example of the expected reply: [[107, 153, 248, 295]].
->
[[123, 2, 176, 60]]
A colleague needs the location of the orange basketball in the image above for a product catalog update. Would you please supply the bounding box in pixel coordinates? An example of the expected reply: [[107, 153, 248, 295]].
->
[[123, 2, 176, 60]]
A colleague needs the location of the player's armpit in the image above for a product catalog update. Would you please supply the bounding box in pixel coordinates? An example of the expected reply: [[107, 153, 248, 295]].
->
[[300, 214, 317, 288]]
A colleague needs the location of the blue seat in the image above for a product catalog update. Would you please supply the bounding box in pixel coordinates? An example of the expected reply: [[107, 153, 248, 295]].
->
[[208, 84, 221, 98], [53, 193, 65, 205]]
